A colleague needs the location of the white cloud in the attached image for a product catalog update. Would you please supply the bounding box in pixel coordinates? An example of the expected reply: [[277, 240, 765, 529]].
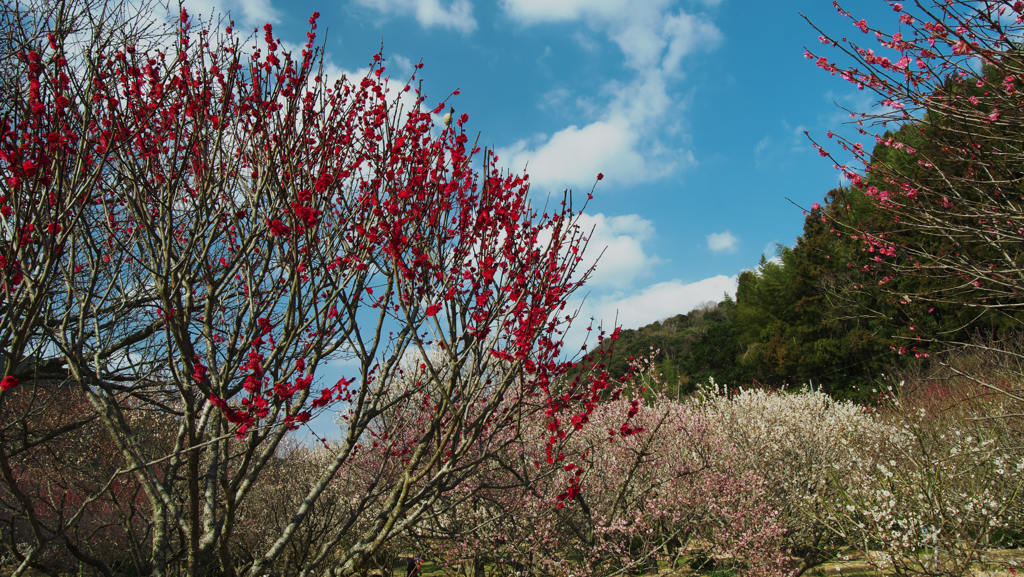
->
[[706, 230, 738, 253], [235, 0, 280, 27], [576, 213, 660, 289], [390, 54, 416, 78], [611, 20, 666, 71], [606, 8, 720, 73], [754, 136, 771, 155], [501, 0, 720, 74], [587, 275, 737, 330], [572, 31, 600, 52], [787, 122, 809, 151], [605, 70, 671, 126], [355, 0, 477, 34], [497, 71, 689, 192], [754, 121, 814, 171], [499, 0, 632, 23], [661, 11, 722, 73], [753, 135, 771, 168], [500, 119, 645, 191], [177, 0, 281, 29], [538, 87, 571, 112], [496, 0, 720, 192]]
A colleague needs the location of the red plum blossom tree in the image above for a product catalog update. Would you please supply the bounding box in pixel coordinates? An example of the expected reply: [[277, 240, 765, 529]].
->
[[0, 0, 610, 575]]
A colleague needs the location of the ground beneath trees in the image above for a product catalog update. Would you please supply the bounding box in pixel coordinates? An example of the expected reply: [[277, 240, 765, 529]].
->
[[654, 548, 1024, 576]]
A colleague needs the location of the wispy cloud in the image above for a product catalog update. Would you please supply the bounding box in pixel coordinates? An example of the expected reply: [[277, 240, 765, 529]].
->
[[354, 0, 477, 34], [496, 0, 720, 192], [575, 213, 661, 290], [707, 230, 738, 253], [538, 86, 571, 113], [753, 135, 772, 168], [172, 0, 282, 30], [501, 118, 649, 191]]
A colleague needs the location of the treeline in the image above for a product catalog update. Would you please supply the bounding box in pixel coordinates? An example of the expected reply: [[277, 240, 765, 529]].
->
[[597, 140, 1024, 400]]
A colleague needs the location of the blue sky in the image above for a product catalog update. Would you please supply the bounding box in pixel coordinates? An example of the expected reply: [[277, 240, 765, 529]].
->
[[171, 0, 903, 436], [170, 0, 902, 332]]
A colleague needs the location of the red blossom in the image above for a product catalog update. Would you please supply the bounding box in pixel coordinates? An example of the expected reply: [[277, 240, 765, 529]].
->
[[314, 172, 333, 193], [0, 375, 18, 391], [0, 8, 608, 570], [268, 218, 290, 236]]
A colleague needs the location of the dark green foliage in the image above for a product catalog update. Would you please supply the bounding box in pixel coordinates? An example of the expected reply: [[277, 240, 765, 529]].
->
[[592, 297, 743, 398], [681, 307, 745, 388], [730, 239, 900, 399], [840, 61, 1024, 341], [592, 204, 908, 399], [591, 192, 909, 399]]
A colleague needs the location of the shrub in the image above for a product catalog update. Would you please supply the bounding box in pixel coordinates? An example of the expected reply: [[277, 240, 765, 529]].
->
[[695, 382, 895, 576]]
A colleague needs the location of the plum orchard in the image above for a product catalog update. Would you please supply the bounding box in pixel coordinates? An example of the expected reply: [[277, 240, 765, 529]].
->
[[0, 0, 624, 575]]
